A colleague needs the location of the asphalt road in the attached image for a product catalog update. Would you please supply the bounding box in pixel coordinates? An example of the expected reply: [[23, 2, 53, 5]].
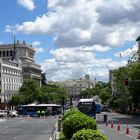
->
[[0, 116, 58, 140], [97, 112, 140, 140]]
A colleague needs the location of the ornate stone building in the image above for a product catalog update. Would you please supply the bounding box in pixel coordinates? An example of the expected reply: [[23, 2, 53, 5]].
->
[[0, 40, 42, 108], [0, 40, 42, 86], [55, 75, 96, 99], [0, 58, 23, 107]]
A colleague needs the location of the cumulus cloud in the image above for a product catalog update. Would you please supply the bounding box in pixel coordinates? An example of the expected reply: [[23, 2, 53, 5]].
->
[[96, 0, 140, 25], [41, 47, 127, 81], [17, 0, 35, 11], [31, 41, 41, 47], [5, 0, 140, 81], [31, 41, 44, 53], [6, 0, 140, 47], [34, 47, 44, 53], [79, 45, 110, 52]]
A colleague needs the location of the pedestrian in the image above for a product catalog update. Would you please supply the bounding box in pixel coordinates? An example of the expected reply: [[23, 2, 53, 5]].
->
[[7, 110, 10, 118], [45, 109, 48, 117], [37, 110, 40, 118], [103, 112, 108, 123], [41, 110, 45, 118]]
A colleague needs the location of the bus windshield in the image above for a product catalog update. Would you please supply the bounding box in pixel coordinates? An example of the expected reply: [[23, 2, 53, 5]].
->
[[77, 102, 94, 114], [77, 98, 101, 118]]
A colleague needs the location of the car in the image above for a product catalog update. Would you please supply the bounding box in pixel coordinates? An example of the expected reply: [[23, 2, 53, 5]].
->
[[0, 110, 8, 117], [9, 110, 18, 117]]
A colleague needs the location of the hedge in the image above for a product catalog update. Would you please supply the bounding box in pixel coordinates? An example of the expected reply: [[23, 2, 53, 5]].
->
[[72, 129, 108, 140], [62, 113, 97, 139], [62, 108, 82, 122]]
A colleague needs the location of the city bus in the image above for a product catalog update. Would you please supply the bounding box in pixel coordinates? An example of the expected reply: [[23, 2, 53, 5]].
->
[[18, 103, 62, 117], [77, 98, 101, 119]]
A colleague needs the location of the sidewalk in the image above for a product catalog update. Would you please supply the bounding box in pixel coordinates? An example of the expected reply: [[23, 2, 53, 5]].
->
[[97, 112, 140, 140]]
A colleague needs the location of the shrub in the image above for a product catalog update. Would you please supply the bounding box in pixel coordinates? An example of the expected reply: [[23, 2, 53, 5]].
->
[[62, 113, 97, 139], [62, 108, 82, 122], [72, 129, 108, 140]]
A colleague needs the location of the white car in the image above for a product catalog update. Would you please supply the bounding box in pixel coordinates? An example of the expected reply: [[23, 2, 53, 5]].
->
[[9, 110, 18, 117]]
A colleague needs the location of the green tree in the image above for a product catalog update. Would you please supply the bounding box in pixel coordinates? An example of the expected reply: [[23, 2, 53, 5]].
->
[[19, 79, 40, 103], [113, 67, 129, 112], [128, 64, 140, 112]]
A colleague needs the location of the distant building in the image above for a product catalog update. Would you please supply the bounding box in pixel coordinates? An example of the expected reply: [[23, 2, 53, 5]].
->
[[109, 69, 118, 97], [55, 75, 96, 99], [0, 58, 23, 107], [0, 40, 42, 86]]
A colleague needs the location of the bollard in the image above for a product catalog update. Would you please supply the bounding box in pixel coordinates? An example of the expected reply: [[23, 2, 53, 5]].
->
[[125, 124, 130, 134], [137, 130, 140, 139], [111, 121, 114, 128], [58, 116, 62, 132], [117, 122, 121, 131]]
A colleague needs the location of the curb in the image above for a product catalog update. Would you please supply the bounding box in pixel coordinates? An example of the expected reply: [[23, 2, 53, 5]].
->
[[55, 132, 60, 140]]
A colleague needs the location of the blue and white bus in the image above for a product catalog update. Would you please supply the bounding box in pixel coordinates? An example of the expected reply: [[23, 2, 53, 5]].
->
[[77, 98, 101, 118], [18, 103, 62, 117]]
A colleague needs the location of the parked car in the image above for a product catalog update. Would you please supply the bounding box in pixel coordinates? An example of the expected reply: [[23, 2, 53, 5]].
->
[[9, 110, 18, 117], [0, 110, 8, 117]]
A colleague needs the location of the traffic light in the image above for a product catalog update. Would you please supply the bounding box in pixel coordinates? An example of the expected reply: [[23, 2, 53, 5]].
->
[[124, 79, 128, 86]]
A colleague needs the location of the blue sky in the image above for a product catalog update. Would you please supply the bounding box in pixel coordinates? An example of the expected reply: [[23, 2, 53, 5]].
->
[[0, 0, 140, 82]]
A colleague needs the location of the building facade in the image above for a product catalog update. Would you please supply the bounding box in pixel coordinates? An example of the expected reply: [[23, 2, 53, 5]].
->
[[55, 75, 96, 99], [0, 40, 42, 86], [0, 58, 23, 107]]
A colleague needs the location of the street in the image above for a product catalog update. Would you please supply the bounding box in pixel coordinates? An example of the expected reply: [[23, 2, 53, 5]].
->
[[97, 112, 140, 140], [0, 113, 140, 140], [0, 116, 57, 140]]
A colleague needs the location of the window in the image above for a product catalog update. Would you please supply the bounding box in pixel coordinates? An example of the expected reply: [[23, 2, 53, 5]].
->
[[10, 50, 13, 56], [6, 51, 9, 57], [3, 51, 5, 57]]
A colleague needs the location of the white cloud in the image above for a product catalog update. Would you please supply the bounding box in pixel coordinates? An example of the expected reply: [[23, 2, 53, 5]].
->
[[6, 0, 140, 48], [5, 0, 140, 81], [35, 47, 44, 53], [5, 14, 58, 34], [80, 45, 110, 52], [17, 0, 35, 11], [31, 41, 44, 53], [41, 47, 127, 81], [114, 44, 138, 58], [31, 41, 41, 47]]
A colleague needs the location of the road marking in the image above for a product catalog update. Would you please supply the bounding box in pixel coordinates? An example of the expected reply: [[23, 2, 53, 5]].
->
[[98, 129, 105, 133]]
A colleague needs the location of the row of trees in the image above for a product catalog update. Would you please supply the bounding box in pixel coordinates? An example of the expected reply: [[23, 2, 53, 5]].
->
[[80, 82, 112, 104], [112, 63, 140, 113], [9, 79, 67, 107]]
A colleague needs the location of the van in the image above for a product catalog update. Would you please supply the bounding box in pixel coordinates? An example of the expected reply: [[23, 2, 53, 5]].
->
[[0, 110, 8, 117]]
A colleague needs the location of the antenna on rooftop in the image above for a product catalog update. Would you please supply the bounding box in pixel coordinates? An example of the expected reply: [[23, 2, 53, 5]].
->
[[11, 35, 16, 61]]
